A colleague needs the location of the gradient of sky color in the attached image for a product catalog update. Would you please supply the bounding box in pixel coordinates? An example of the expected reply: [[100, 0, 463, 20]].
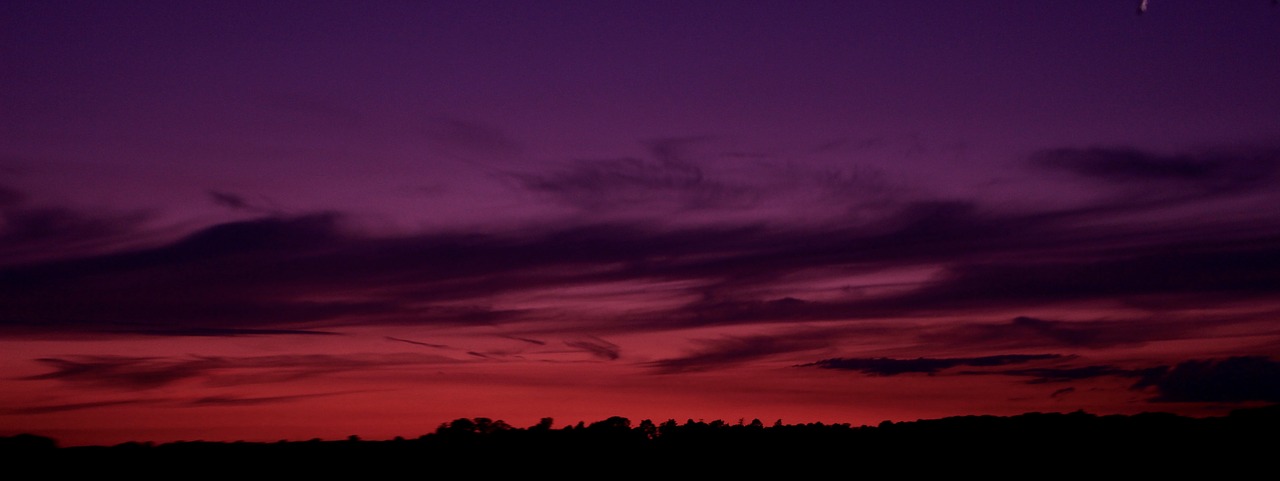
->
[[3, 1, 1279, 446]]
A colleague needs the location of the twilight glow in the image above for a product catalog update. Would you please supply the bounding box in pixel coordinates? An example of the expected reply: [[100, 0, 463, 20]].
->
[[2, 1, 1279, 446]]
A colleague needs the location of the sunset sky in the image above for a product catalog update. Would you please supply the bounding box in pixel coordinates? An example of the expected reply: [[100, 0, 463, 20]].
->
[[3, 1, 1279, 446]]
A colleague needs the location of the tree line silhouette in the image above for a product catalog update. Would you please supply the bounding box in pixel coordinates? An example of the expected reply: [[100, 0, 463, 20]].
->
[[4, 405, 1276, 476]]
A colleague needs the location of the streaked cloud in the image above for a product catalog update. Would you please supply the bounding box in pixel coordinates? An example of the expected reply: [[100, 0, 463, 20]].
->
[[25, 353, 463, 391], [799, 354, 1066, 376]]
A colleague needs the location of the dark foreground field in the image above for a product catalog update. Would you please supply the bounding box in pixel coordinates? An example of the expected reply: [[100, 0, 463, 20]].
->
[[4, 405, 1277, 477]]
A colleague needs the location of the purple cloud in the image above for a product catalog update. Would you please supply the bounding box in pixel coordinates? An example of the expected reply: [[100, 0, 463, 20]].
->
[[800, 354, 1066, 376], [564, 337, 621, 361], [648, 334, 831, 374], [1134, 356, 1280, 403], [25, 353, 461, 391]]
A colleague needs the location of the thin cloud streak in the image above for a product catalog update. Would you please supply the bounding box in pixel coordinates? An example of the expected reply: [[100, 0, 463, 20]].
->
[[799, 354, 1067, 376], [648, 334, 832, 374], [920, 316, 1188, 350], [24, 353, 464, 391], [385, 336, 448, 349], [129, 328, 340, 337], [187, 391, 363, 407], [1031, 146, 1280, 194], [4, 399, 153, 415], [564, 337, 621, 361]]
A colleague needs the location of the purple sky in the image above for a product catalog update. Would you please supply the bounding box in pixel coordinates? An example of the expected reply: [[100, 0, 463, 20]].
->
[[3, 1, 1280, 445]]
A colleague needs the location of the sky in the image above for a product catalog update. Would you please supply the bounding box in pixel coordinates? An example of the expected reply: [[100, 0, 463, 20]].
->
[[2, 0, 1280, 446]]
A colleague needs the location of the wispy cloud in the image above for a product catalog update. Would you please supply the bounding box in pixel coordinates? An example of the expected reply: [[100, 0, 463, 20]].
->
[[24, 353, 462, 391], [512, 136, 897, 218], [129, 328, 339, 337], [1032, 146, 1278, 186], [26, 357, 214, 390], [385, 336, 448, 349], [922, 316, 1177, 350], [800, 354, 1066, 376], [996, 365, 1148, 384], [187, 391, 361, 407], [513, 156, 755, 212], [0, 185, 153, 266], [207, 191, 280, 215], [502, 335, 547, 346], [1050, 387, 1075, 399], [1030, 146, 1280, 204], [648, 334, 831, 374], [564, 337, 621, 361], [4, 399, 153, 415], [816, 354, 1280, 404]]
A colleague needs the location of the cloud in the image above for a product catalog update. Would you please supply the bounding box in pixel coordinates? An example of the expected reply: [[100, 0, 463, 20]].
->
[[564, 337, 621, 361], [677, 297, 825, 325], [3, 203, 1276, 335], [513, 157, 755, 212], [1050, 387, 1075, 398], [1004, 316, 1137, 347], [1133, 356, 1280, 403], [647, 334, 831, 374], [502, 336, 547, 346], [0, 186, 153, 266], [513, 136, 755, 212], [24, 353, 462, 391], [924, 316, 1171, 349], [997, 365, 1146, 384], [799, 354, 1065, 376], [130, 328, 339, 337], [4, 399, 152, 415], [26, 357, 214, 390], [1030, 145, 1280, 196], [5, 391, 365, 414], [0, 213, 836, 334], [854, 234, 1280, 316], [386, 336, 448, 349], [0, 214, 443, 333], [209, 191, 251, 210], [2, 145, 1280, 338], [511, 136, 896, 218], [940, 356, 1280, 403], [207, 191, 278, 214], [1035, 148, 1220, 181], [187, 391, 359, 407]]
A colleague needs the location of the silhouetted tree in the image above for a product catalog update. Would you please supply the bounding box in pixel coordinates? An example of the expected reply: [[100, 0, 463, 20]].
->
[[471, 417, 511, 434], [0, 433, 57, 451], [530, 417, 554, 431], [588, 416, 631, 431], [637, 419, 657, 440], [658, 419, 679, 437], [437, 418, 475, 435]]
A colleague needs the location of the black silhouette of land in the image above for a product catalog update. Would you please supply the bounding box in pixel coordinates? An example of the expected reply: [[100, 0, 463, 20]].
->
[[4, 405, 1277, 476]]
